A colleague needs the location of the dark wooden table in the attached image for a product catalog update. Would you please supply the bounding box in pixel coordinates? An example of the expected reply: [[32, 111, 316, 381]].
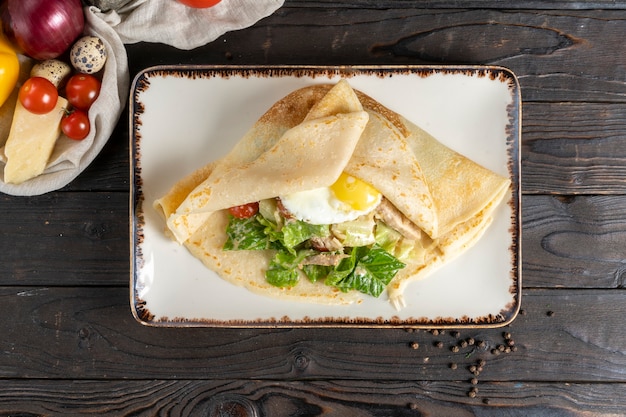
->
[[2, 1, 626, 415]]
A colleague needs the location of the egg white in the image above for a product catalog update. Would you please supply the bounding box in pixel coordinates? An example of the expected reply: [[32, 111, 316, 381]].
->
[[280, 187, 381, 225]]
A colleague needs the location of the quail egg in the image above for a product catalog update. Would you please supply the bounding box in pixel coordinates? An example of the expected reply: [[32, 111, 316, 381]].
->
[[30, 59, 72, 88], [70, 36, 107, 74]]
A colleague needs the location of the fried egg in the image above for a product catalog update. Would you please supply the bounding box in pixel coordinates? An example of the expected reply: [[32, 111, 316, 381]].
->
[[280, 173, 382, 225]]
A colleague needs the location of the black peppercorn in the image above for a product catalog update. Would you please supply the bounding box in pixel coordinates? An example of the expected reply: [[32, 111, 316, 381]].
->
[[410, 342, 419, 350]]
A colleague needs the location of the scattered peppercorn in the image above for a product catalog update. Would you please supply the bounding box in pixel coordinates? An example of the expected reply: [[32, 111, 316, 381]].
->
[[467, 337, 475, 346], [483, 398, 490, 405], [451, 345, 460, 353], [547, 310, 555, 317], [450, 363, 458, 370], [477, 340, 486, 348], [478, 359, 486, 367], [470, 377, 478, 385], [410, 342, 419, 350], [503, 332, 511, 340], [451, 331, 460, 338], [435, 341, 444, 348], [460, 340, 468, 348]]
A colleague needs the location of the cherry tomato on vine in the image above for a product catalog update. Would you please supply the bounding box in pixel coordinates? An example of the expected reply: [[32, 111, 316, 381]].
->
[[65, 74, 101, 110], [18, 77, 58, 114], [176, 0, 221, 8], [61, 109, 90, 140], [228, 202, 259, 219]]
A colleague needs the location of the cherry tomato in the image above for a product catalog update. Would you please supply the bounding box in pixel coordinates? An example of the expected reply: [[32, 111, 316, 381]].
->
[[18, 77, 58, 114], [61, 109, 90, 140], [228, 202, 259, 219], [176, 0, 221, 8], [65, 74, 101, 110]]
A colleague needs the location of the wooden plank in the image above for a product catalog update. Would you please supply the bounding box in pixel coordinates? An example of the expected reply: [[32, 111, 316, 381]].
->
[[0, 192, 129, 285], [0, 379, 624, 416], [522, 103, 626, 194], [0, 287, 624, 382], [522, 195, 626, 288], [124, 8, 626, 103]]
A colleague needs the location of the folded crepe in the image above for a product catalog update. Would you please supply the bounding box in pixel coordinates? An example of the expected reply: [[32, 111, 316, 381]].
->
[[154, 80, 511, 309]]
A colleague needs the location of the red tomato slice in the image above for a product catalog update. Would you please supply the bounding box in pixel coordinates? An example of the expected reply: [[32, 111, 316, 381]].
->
[[228, 202, 259, 219], [18, 77, 58, 114]]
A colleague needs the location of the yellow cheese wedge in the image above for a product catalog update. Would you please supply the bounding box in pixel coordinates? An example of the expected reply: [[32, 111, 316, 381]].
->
[[3, 97, 67, 184]]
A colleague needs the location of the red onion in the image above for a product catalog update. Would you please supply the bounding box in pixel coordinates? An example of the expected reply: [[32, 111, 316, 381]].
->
[[1, 0, 84, 60]]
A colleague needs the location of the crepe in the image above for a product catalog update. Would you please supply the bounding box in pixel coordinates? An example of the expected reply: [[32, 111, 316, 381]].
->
[[154, 80, 511, 308]]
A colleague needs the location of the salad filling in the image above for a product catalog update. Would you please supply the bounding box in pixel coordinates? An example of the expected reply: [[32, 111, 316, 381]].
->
[[223, 196, 433, 298]]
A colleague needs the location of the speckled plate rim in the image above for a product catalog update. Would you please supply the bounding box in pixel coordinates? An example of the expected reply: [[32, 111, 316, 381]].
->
[[129, 65, 521, 329]]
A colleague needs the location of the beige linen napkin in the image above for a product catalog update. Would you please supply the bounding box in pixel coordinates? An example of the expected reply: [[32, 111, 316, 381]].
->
[[0, 0, 284, 196], [95, 0, 285, 49]]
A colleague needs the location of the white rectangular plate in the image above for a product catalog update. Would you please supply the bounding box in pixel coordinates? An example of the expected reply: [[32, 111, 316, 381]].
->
[[130, 65, 521, 328]]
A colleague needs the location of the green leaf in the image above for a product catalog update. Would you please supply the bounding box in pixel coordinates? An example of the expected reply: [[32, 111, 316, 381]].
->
[[223, 214, 271, 250], [302, 264, 332, 283], [326, 245, 405, 297], [265, 249, 316, 288], [266, 267, 299, 287], [325, 247, 359, 288], [359, 246, 406, 285], [281, 220, 330, 252]]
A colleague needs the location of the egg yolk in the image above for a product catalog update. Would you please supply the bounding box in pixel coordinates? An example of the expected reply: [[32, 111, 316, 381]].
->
[[330, 172, 381, 211]]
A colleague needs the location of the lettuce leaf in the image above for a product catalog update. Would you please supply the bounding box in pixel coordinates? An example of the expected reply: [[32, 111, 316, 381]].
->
[[223, 214, 406, 298], [223, 214, 276, 250], [326, 245, 405, 297], [266, 249, 316, 287]]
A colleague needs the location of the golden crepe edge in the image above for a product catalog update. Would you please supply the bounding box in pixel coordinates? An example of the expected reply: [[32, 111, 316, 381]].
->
[[154, 80, 511, 309]]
